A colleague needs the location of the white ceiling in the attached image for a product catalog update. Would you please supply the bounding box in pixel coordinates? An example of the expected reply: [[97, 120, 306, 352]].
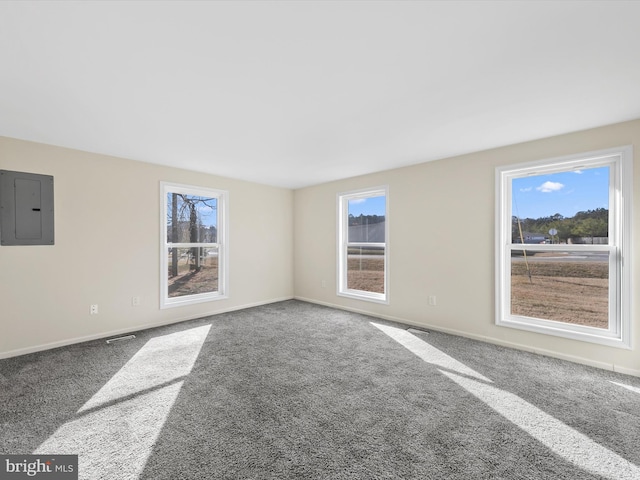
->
[[1, 1, 639, 189]]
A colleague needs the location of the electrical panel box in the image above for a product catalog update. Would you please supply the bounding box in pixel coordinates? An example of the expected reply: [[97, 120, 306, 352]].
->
[[0, 170, 55, 246]]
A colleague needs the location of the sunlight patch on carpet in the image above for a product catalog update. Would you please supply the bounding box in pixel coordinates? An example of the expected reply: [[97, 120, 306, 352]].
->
[[610, 381, 640, 395], [34, 324, 211, 480], [442, 370, 640, 480], [374, 323, 640, 480], [370, 322, 491, 382]]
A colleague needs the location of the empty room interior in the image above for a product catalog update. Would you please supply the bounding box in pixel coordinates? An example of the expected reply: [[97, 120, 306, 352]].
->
[[1, 1, 640, 479]]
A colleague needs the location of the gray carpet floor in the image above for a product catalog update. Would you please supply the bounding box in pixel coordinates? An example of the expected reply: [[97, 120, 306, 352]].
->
[[1, 300, 640, 479]]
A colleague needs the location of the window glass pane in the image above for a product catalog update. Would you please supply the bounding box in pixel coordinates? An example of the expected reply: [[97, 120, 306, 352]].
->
[[167, 193, 218, 244], [348, 195, 385, 243], [511, 166, 609, 245], [510, 250, 609, 329], [167, 246, 219, 298], [347, 245, 384, 294]]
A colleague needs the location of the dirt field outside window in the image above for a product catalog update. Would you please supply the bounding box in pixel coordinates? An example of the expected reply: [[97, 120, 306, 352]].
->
[[511, 258, 608, 329]]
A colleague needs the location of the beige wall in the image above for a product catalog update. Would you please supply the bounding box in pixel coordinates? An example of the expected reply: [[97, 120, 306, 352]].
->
[[294, 119, 640, 376], [3, 119, 639, 374], [0, 136, 294, 357]]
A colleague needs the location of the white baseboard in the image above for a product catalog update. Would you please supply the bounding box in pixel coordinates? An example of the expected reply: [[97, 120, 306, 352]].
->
[[294, 296, 640, 378], [613, 364, 640, 377], [6, 295, 639, 379], [0, 296, 294, 360]]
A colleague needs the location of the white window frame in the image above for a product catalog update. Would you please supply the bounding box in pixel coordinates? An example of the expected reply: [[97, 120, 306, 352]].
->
[[160, 182, 229, 308], [495, 146, 632, 348], [337, 186, 389, 304]]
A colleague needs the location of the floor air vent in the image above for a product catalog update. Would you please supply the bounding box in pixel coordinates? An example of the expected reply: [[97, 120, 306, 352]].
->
[[106, 334, 136, 344], [407, 327, 429, 335]]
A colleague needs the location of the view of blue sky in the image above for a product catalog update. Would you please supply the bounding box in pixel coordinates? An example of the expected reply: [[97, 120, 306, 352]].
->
[[349, 195, 386, 216], [169, 194, 218, 228], [512, 166, 609, 219]]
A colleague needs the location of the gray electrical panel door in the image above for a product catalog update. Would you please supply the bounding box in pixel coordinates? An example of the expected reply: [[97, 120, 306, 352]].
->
[[0, 170, 55, 246]]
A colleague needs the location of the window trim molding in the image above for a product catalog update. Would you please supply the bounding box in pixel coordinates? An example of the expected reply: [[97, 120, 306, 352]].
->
[[337, 185, 389, 304], [160, 181, 229, 309], [495, 146, 633, 349]]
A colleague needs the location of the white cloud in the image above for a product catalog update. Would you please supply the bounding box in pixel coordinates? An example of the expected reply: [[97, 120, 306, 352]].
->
[[536, 181, 564, 193], [349, 198, 367, 204], [519, 187, 532, 192], [574, 170, 583, 174]]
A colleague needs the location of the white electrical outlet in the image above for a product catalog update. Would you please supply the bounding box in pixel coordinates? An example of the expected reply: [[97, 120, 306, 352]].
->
[[321, 280, 327, 288], [428, 296, 437, 306], [132, 296, 141, 307], [90, 304, 99, 315]]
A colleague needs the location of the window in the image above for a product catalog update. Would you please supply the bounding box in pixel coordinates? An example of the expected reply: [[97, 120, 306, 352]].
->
[[160, 182, 228, 308], [495, 146, 632, 348], [338, 186, 388, 303]]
